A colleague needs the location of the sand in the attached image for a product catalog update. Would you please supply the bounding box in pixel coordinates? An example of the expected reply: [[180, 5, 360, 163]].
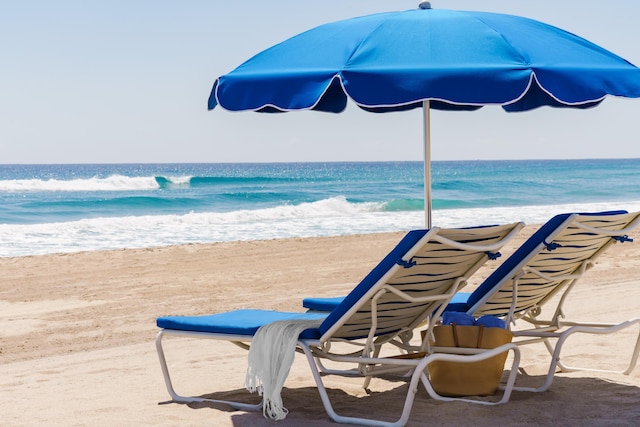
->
[[2, 225, 640, 426]]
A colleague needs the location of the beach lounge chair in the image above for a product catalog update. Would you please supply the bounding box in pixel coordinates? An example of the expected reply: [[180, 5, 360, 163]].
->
[[155, 222, 524, 427], [444, 210, 640, 392], [301, 210, 640, 394]]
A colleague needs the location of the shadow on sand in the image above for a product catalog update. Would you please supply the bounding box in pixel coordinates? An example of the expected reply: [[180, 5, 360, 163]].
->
[[159, 372, 640, 426]]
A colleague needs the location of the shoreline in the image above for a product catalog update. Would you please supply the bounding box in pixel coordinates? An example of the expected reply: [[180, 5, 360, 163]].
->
[[6, 199, 640, 259], [0, 230, 405, 261]]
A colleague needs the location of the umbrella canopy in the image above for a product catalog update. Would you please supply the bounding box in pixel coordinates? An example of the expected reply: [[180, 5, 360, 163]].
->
[[208, 3, 640, 227]]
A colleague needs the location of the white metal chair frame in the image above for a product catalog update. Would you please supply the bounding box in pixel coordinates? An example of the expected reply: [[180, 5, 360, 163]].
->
[[157, 282, 522, 427], [468, 212, 640, 393], [156, 223, 525, 426]]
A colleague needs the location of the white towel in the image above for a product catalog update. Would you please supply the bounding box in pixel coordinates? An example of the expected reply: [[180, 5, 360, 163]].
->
[[245, 319, 323, 420]]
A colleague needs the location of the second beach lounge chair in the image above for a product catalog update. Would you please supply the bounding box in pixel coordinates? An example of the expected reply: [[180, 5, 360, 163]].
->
[[155, 222, 523, 427], [444, 210, 640, 392], [302, 210, 640, 394]]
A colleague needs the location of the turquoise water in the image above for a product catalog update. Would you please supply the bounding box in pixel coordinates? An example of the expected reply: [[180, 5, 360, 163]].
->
[[1, 159, 639, 256]]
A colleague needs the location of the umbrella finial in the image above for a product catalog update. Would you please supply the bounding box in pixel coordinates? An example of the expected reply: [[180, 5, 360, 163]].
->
[[419, 1, 432, 9]]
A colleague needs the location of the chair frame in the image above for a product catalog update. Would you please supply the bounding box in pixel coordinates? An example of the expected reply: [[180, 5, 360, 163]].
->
[[156, 223, 525, 426], [464, 211, 640, 392]]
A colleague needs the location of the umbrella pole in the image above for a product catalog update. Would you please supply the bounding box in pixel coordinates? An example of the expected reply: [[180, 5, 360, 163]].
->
[[422, 100, 432, 229]]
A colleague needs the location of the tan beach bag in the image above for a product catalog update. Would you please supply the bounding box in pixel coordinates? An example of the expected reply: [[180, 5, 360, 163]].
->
[[428, 323, 513, 397]]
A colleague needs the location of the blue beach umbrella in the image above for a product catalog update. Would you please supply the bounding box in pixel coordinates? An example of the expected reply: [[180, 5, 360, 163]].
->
[[208, 2, 640, 227]]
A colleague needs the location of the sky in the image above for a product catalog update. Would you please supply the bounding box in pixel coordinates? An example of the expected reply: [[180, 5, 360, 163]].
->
[[2, 0, 640, 164]]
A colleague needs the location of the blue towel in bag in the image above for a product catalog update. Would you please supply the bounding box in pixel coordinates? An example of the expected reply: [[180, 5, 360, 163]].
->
[[442, 312, 506, 329]]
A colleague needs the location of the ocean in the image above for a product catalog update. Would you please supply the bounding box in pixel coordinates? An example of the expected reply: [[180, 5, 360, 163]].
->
[[1, 159, 640, 257]]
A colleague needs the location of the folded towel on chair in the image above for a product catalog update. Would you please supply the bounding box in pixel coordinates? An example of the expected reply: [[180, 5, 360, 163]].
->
[[245, 318, 323, 420]]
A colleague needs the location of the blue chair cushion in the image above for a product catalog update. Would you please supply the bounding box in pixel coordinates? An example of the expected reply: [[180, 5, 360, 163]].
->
[[302, 291, 474, 313], [157, 230, 432, 342], [302, 296, 346, 311], [443, 292, 472, 312], [157, 309, 328, 339]]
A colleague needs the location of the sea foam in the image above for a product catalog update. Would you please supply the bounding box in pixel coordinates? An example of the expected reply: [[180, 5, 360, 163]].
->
[[0, 175, 161, 192], [2, 197, 640, 257]]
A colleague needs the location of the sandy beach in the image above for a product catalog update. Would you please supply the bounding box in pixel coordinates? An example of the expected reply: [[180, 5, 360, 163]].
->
[[2, 225, 640, 426]]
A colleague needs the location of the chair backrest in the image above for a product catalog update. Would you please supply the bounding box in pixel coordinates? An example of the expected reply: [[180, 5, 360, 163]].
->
[[465, 210, 640, 321], [317, 222, 525, 343]]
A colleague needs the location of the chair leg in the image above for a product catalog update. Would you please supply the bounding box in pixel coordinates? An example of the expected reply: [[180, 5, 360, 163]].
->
[[556, 319, 640, 375], [362, 345, 382, 392], [298, 343, 519, 426], [155, 330, 263, 411], [624, 324, 640, 375], [299, 344, 416, 427], [514, 319, 640, 393]]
